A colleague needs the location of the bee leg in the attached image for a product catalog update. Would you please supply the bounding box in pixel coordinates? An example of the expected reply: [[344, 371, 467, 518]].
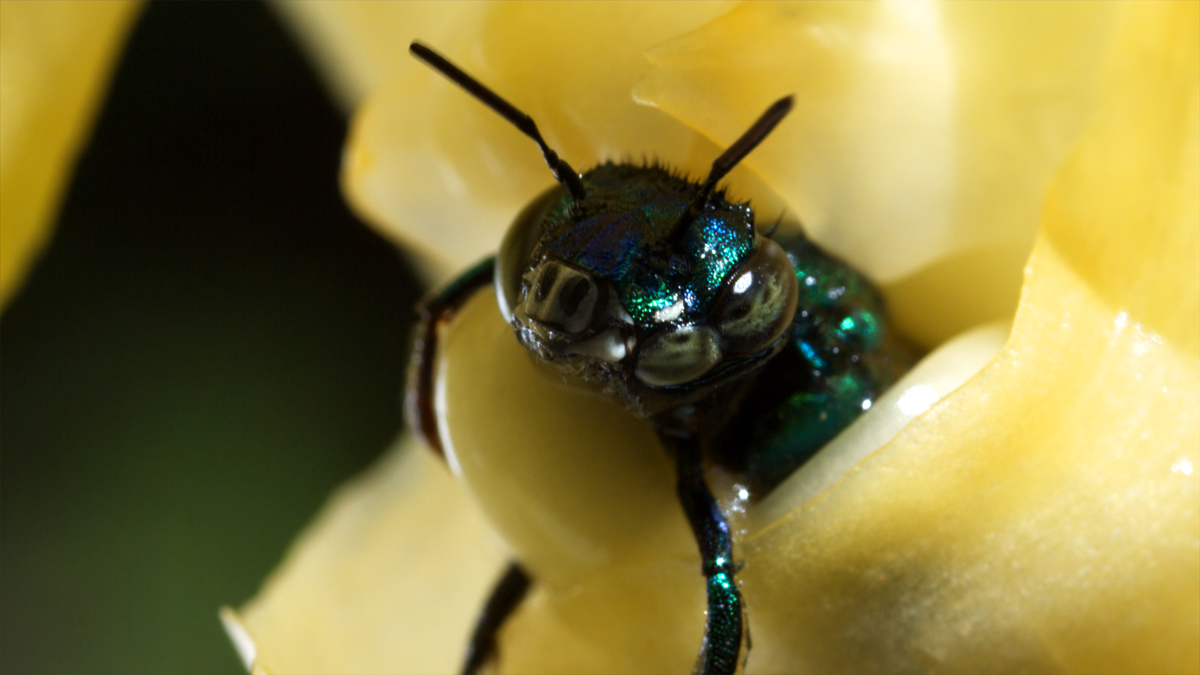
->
[[666, 434, 746, 675], [462, 561, 532, 675], [406, 257, 497, 457]]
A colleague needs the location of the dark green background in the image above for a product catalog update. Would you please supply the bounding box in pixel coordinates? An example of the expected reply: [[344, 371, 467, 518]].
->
[[1, 3, 422, 672]]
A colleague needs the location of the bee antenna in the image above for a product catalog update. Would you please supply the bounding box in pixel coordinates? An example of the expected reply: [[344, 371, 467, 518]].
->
[[671, 95, 794, 240], [410, 42, 587, 201]]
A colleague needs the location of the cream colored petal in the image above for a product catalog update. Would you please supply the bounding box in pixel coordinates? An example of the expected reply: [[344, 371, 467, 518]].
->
[[235, 312, 1014, 673], [269, 1, 482, 114], [340, 2, 740, 277], [437, 294, 1011, 673], [437, 289, 693, 590], [0, 0, 140, 310], [240, 2, 1197, 673], [444, 3, 1198, 672], [740, 3, 1200, 671], [233, 438, 507, 675], [752, 320, 1011, 527], [633, 1, 1116, 346]]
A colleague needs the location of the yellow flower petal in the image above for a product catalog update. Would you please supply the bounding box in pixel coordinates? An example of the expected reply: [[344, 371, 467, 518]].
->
[[0, 0, 140, 309], [454, 316, 1009, 673], [338, 1, 741, 276], [229, 438, 507, 674], [438, 291, 691, 589], [740, 2, 1199, 671], [234, 289, 1008, 674], [236, 2, 1198, 673], [270, 1, 485, 112], [633, 0, 1116, 346]]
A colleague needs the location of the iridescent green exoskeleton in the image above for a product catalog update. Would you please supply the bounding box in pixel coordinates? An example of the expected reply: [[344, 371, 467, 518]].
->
[[406, 43, 916, 675]]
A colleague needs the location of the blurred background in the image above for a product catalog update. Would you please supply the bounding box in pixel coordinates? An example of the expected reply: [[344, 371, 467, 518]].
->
[[1, 2, 422, 672]]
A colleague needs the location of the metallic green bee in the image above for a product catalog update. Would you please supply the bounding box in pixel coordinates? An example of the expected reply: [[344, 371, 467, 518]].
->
[[406, 42, 914, 675]]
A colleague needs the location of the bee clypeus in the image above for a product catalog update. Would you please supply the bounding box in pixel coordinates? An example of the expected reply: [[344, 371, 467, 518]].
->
[[406, 42, 915, 675]]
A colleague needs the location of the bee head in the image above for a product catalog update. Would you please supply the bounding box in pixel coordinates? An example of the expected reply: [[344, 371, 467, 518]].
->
[[411, 41, 796, 415], [498, 165, 799, 416]]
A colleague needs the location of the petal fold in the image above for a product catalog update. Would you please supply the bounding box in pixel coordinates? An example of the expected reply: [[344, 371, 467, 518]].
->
[[741, 3, 1199, 671], [234, 439, 506, 674], [338, 2, 739, 276], [270, 1, 482, 113], [633, 0, 1117, 345], [239, 2, 1198, 673]]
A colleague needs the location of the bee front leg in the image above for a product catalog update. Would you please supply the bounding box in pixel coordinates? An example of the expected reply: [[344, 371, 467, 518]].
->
[[403, 257, 534, 673], [406, 256, 496, 458], [664, 433, 747, 675]]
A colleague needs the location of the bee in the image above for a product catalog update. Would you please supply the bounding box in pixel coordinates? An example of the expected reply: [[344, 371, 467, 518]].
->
[[406, 42, 914, 675]]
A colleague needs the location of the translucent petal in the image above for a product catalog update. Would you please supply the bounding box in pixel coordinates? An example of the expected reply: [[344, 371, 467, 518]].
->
[[0, 0, 140, 309], [228, 439, 507, 675], [436, 291, 692, 589], [270, 1, 483, 113], [338, 2, 739, 275], [740, 3, 1200, 671], [633, 1, 1116, 346], [236, 2, 1199, 673], [234, 295, 1009, 674], [443, 311, 1009, 673]]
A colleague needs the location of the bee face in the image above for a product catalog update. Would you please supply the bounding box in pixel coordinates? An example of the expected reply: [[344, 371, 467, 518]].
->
[[499, 164, 798, 412]]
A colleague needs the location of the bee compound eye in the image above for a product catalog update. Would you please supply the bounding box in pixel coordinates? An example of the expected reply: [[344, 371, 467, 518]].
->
[[522, 261, 599, 334], [497, 186, 565, 323], [710, 237, 798, 355], [634, 325, 722, 387]]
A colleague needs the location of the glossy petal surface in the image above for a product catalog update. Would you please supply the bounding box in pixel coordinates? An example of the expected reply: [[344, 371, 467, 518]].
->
[[741, 3, 1200, 671], [0, 0, 140, 308], [270, 1, 481, 112], [234, 2, 1199, 673], [230, 439, 506, 675], [633, 1, 1116, 346], [338, 1, 744, 274]]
